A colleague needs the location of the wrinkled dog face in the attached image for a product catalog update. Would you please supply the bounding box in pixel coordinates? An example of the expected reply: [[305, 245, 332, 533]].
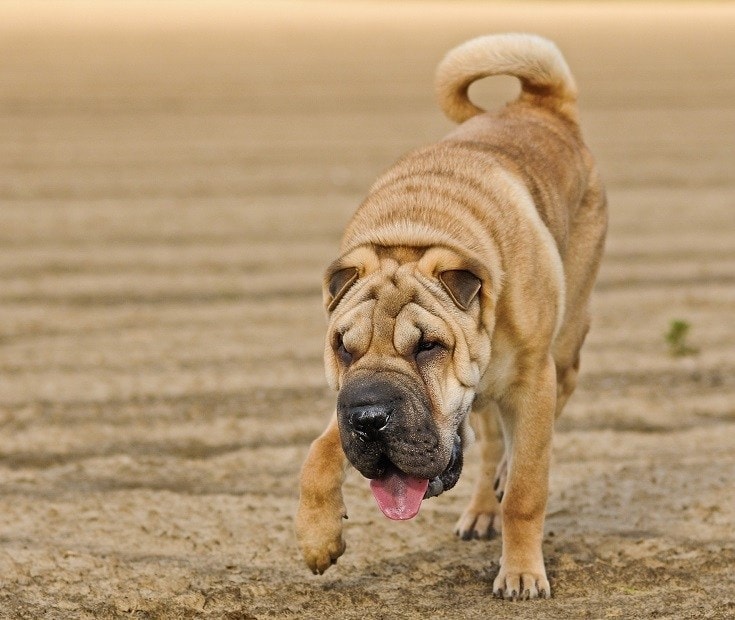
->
[[323, 246, 492, 495]]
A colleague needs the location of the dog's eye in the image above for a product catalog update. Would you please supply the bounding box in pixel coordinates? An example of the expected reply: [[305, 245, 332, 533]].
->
[[417, 340, 438, 353], [335, 334, 353, 365], [415, 339, 442, 361]]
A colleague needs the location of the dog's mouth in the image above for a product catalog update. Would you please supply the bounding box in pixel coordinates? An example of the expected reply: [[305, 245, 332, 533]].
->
[[368, 434, 463, 520]]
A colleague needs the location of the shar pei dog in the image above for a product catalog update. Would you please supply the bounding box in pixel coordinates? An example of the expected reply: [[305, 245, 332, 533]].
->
[[295, 33, 607, 600]]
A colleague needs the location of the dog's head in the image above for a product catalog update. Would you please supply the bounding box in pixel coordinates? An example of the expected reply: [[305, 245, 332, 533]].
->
[[323, 244, 495, 515]]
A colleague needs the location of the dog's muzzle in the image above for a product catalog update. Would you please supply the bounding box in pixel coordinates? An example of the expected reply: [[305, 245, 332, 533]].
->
[[337, 374, 463, 497]]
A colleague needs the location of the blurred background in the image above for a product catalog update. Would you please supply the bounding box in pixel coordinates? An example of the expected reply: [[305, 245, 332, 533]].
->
[[0, 1, 733, 617]]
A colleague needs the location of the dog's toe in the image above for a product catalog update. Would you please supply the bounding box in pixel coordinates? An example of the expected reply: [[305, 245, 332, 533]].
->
[[305, 537, 346, 575], [493, 566, 550, 601]]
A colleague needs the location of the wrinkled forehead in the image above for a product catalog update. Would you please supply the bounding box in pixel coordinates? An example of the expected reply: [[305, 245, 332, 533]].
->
[[333, 260, 452, 341], [370, 262, 420, 316], [346, 259, 437, 316]]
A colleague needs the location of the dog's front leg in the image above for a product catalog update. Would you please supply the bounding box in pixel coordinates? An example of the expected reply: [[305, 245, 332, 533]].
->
[[494, 354, 556, 600], [295, 412, 348, 574]]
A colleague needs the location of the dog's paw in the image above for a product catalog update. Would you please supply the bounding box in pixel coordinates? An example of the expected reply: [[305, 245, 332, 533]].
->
[[300, 531, 346, 575], [454, 506, 501, 540], [295, 505, 347, 575], [492, 565, 551, 600]]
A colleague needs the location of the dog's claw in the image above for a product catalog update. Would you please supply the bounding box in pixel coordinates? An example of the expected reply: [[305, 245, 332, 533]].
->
[[493, 567, 551, 601], [304, 534, 346, 575]]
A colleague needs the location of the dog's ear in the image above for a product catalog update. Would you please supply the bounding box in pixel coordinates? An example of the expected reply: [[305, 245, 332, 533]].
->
[[327, 267, 358, 312], [438, 269, 482, 310]]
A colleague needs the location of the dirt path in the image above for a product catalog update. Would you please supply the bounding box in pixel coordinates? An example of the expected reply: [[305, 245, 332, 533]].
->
[[0, 2, 733, 618]]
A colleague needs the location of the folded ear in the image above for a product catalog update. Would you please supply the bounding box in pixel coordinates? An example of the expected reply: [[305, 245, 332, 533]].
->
[[438, 269, 482, 310], [326, 266, 358, 312]]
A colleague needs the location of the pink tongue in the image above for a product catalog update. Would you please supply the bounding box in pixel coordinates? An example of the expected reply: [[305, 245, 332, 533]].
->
[[369, 469, 429, 520]]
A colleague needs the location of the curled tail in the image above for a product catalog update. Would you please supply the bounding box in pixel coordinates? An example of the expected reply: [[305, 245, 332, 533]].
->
[[435, 33, 578, 124]]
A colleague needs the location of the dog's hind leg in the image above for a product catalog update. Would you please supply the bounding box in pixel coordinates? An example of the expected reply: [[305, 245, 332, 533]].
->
[[493, 452, 508, 503], [552, 176, 607, 419], [454, 402, 504, 540]]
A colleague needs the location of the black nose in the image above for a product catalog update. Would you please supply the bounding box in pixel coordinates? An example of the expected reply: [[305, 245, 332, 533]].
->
[[338, 378, 404, 441], [350, 404, 392, 439]]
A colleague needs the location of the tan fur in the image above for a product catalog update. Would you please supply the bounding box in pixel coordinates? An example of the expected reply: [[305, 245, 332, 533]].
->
[[296, 33, 607, 600]]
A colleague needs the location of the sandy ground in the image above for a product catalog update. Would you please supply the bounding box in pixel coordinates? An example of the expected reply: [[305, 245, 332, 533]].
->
[[0, 1, 734, 618]]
